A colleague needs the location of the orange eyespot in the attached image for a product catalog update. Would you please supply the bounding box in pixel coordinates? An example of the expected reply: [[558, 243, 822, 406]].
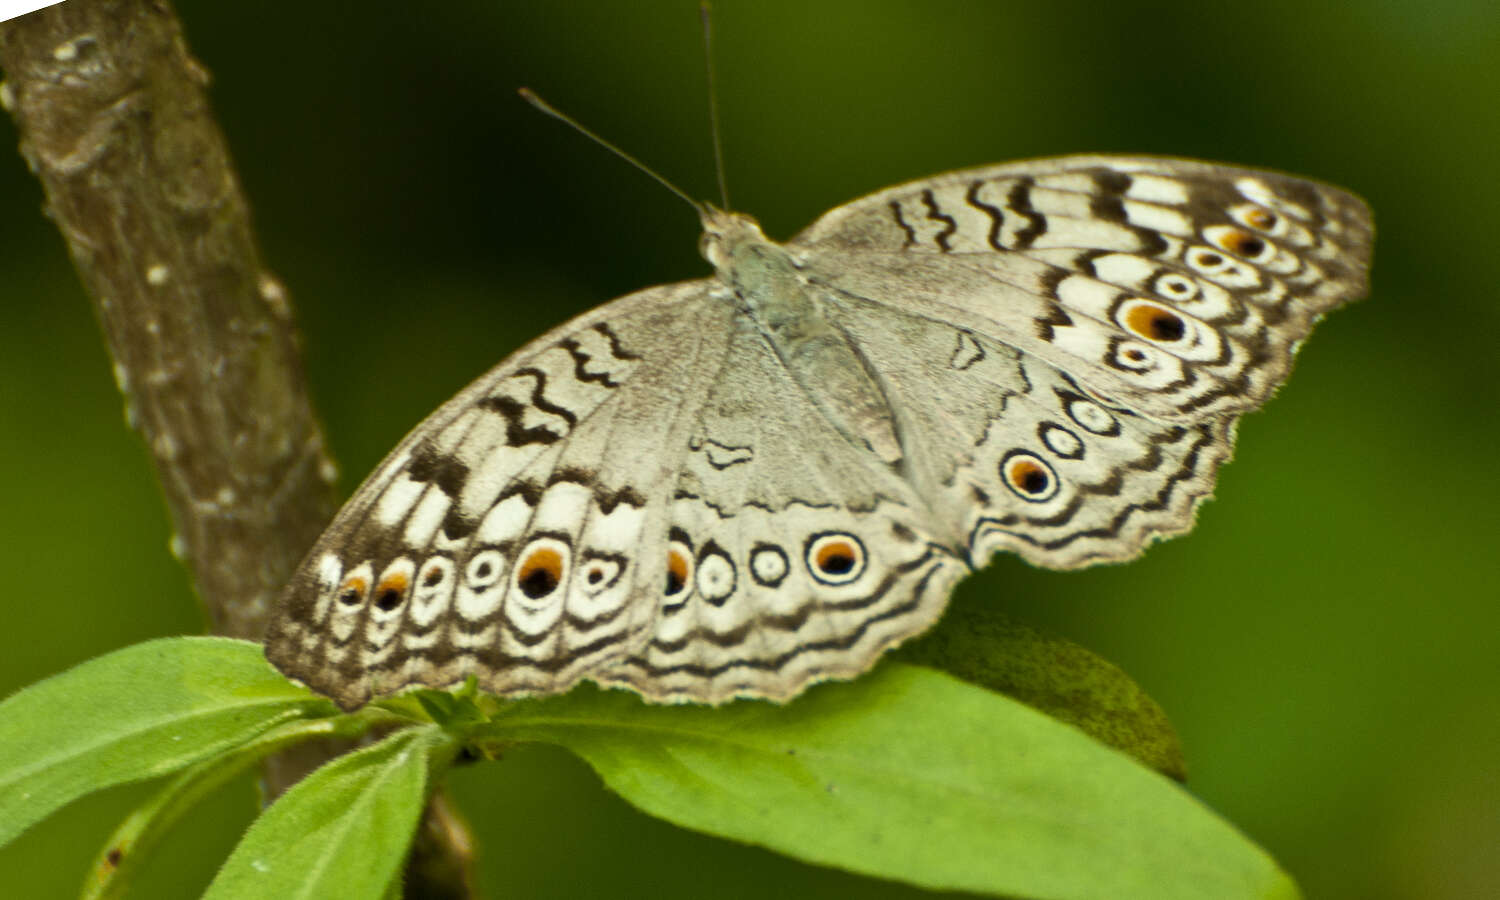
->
[[1007, 459, 1049, 493], [665, 543, 692, 596], [815, 540, 858, 575], [373, 572, 410, 611], [1122, 302, 1187, 343], [516, 543, 565, 600], [1001, 451, 1059, 502], [805, 533, 866, 585], [1212, 226, 1267, 259], [337, 575, 368, 605]]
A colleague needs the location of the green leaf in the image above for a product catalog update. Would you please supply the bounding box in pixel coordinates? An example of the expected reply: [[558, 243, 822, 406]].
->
[[204, 725, 453, 900], [406, 688, 487, 731], [0, 637, 335, 848], [81, 716, 374, 900], [894, 602, 1187, 780], [480, 665, 1298, 900]]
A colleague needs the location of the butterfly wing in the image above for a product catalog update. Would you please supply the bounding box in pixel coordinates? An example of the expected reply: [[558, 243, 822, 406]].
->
[[265, 280, 733, 710], [791, 154, 1373, 423], [785, 155, 1370, 569], [820, 298, 1237, 570]]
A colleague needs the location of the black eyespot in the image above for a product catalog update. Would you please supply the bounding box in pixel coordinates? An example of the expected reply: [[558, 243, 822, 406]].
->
[[805, 533, 867, 586], [514, 540, 567, 600], [375, 589, 403, 611], [664, 541, 693, 597], [519, 567, 558, 599], [820, 551, 855, 574], [1149, 314, 1185, 341], [1121, 299, 1187, 344], [1210, 225, 1269, 259], [1000, 450, 1060, 502]]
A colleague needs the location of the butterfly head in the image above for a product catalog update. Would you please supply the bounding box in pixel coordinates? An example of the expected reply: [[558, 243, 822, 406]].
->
[[698, 206, 770, 274]]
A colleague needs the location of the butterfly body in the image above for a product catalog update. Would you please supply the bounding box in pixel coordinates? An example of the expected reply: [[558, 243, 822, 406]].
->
[[707, 208, 905, 464], [266, 155, 1371, 710]]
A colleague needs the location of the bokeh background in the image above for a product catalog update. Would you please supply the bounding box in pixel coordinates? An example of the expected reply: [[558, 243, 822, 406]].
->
[[2, 1, 1495, 897]]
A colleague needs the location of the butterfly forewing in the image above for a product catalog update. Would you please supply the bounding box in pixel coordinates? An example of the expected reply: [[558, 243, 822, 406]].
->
[[793, 155, 1373, 422], [266, 282, 731, 710]]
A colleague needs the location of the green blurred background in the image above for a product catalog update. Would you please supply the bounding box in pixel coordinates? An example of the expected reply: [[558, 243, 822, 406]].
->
[[2, 1, 1495, 897]]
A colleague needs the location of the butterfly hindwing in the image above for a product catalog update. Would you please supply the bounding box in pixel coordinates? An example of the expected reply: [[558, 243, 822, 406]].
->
[[824, 295, 1233, 570], [601, 313, 969, 702]]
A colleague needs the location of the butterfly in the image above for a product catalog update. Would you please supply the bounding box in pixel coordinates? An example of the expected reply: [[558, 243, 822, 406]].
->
[[265, 154, 1372, 711]]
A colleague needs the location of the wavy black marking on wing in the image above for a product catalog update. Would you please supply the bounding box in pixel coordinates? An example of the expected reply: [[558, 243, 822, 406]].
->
[[396, 630, 644, 676], [921, 189, 957, 252], [673, 485, 803, 516], [1034, 272, 1076, 343], [969, 421, 1222, 558], [407, 444, 470, 498], [1085, 170, 1170, 255], [594, 322, 642, 361], [479, 395, 561, 446], [621, 550, 953, 680], [644, 552, 925, 654], [965, 179, 1006, 251], [1019, 426, 1190, 529], [949, 331, 985, 370], [515, 367, 580, 426], [561, 325, 636, 389], [1173, 326, 1275, 415], [1007, 177, 1047, 248], [596, 484, 647, 513], [888, 200, 918, 247]]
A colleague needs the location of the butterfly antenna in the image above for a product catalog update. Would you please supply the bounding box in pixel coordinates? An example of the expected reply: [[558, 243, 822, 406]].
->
[[518, 87, 702, 214], [700, 1, 731, 210]]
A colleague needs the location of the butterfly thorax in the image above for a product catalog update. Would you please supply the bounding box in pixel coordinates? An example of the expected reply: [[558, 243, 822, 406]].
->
[[700, 206, 904, 464]]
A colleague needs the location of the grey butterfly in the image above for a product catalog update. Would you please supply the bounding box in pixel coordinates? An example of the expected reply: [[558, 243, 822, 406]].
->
[[265, 155, 1372, 711]]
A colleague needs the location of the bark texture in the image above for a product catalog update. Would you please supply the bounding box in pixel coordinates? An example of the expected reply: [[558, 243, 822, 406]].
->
[[0, 2, 474, 896]]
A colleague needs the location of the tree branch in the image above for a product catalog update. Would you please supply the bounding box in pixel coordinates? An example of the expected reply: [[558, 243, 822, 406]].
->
[[0, 2, 474, 895], [0, 0, 330, 640]]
